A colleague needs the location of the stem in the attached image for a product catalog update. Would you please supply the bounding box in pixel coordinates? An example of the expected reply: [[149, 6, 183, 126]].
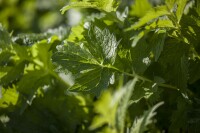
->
[[103, 64, 180, 91]]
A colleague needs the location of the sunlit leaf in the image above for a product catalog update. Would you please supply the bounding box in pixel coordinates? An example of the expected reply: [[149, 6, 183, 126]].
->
[[0, 87, 19, 108], [61, 0, 119, 14], [130, 0, 152, 17], [126, 5, 170, 31], [53, 24, 119, 94]]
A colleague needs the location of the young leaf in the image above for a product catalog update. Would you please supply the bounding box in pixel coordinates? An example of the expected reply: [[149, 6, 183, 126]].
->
[[126, 5, 170, 31], [116, 77, 138, 133], [0, 87, 19, 108], [130, 0, 152, 17], [175, 0, 188, 23], [61, 0, 119, 14], [90, 78, 138, 133], [0, 24, 12, 47], [130, 102, 164, 133]]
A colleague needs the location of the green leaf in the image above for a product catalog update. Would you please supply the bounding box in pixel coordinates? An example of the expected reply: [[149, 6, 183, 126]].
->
[[13, 26, 70, 46], [90, 78, 138, 133], [0, 87, 19, 108], [148, 19, 175, 29], [67, 24, 84, 42], [31, 40, 53, 69], [84, 24, 118, 64], [0, 51, 14, 66], [13, 33, 48, 46], [175, 0, 188, 23], [188, 59, 200, 84], [61, 0, 119, 14], [70, 68, 112, 95], [131, 39, 151, 74], [52, 25, 119, 94], [126, 5, 170, 31], [130, 0, 152, 17], [130, 102, 164, 133], [89, 90, 118, 132], [131, 81, 163, 104], [150, 30, 166, 61], [197, 0, 200, 15], [169, 97, 188, 133], [0, 24, 12, 47], [158, 40, 189, 90], [165, 0, 176, 9], [0, 61, 26, 88], [116, 78, 138, 133], [165, 0, 188, 23], [17, 70, 52, 102]]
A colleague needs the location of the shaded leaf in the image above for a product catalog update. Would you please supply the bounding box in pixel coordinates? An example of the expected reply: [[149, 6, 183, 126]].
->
[[90, 78, 138, 133], [130, 102, 164, 133]]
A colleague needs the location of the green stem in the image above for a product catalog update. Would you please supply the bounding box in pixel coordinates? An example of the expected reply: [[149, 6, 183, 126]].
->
[[106, 65, 180, 91]]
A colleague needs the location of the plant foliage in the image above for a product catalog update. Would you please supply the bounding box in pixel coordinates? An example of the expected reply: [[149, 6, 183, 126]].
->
[[1, 0, 200, 132]]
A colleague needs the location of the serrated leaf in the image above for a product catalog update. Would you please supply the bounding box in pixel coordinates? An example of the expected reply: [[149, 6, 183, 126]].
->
[[90, 78, 138, 133], [130, 102, 164, 133], [52, 25, 118, 94], [0, 24, 12, 47], [131, 81, 162, 105], [89, 90, 117, 131], [148, 19, 175, 29], [52, 41, 99, 74], [116, 78, 138, 133], [85, 25, 118, 64], [13, 26, 70, 46], [0, 61, 26, 88], [0, 87, 19, 108], [70, 67, 112, 95], [61, 0, 119, 14], [13, 33, 48, 46], [30, 35, 62, 70], [126, 5, 170, 31], [17, 70, 52, 101], [67, 24, 84, 42]]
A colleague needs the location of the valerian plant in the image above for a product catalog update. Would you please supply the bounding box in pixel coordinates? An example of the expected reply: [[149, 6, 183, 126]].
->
[[1, 0, 200, 132]]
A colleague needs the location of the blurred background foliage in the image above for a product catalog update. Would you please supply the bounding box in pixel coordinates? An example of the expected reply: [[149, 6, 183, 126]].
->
[[0, 0, 69, 34], [0, 0, 164, 34]]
